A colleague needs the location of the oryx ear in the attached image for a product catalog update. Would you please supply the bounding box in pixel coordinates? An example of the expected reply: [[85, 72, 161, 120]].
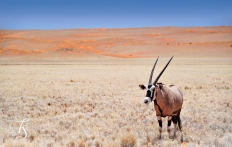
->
[[139, 84, 146, 90]]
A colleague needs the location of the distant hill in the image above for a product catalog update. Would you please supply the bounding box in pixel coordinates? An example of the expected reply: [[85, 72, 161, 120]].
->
[[0, 27, 232, 62]]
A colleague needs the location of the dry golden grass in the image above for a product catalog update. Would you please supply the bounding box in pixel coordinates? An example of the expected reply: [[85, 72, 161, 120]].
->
[[0, 57, 231, 147]]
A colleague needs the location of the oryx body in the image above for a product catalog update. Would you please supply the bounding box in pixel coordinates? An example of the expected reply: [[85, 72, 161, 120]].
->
[[154, 84, 183, 117], [139, 56, 183, 138]]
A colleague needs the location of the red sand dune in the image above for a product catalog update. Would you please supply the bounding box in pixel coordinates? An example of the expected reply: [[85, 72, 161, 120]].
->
[[0, 27, 232, 61]]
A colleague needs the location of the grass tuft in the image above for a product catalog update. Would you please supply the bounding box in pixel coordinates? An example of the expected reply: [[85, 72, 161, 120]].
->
[[66, 139, 76, 147], [120, 133, 137, 147], [78, 139, 86, 147]]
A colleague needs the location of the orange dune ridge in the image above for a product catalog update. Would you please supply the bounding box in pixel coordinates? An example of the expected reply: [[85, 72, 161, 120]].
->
[[0, 27, 232, 61]]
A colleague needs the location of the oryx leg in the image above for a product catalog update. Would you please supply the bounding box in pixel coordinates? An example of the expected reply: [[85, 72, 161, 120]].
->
[[172, 115, 178, 138], [167, 116, 172, 138], [157, 116, 162, 139]]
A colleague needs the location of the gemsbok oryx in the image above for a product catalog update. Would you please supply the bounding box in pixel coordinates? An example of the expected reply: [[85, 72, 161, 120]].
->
[[139, 56, 183, 138]]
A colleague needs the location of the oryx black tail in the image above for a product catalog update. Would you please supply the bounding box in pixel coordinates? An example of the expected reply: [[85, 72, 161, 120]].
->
[[177, 115, 182, 131], [177, 110, 182, 131]]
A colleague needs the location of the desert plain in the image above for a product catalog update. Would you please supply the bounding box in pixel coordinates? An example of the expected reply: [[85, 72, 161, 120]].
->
[[0, 27, 232, 147]]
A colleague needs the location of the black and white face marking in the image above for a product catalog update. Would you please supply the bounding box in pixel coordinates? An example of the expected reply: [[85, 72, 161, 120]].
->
[[139, 84, 156, 105]]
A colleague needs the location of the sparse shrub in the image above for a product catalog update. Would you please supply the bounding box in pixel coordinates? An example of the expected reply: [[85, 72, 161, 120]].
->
[[120, 133, 137, 147], [181, 133, 189, 144], [90, 135, 95, 140], [21, 96, 26, 103], [216, 77, 221, 80], [86, 140, 94, 147], [47, 143, 53, 147], [94, 140, 101, 147], [226, 102, 230, 107], [70, 79, 74, 82], [78, 139, 87, 147], [224, 133, 232, 146], [197, 86, 203, 89], [214, 138, 225, 147], [29, 134, 35, 143], [224, 86, 230, 89], [64, 120, 72, 129], [184, 86, 191, 90], [50, 129, 58, 138], [66, 139, 76, 147], [111, 136, 116, 141]]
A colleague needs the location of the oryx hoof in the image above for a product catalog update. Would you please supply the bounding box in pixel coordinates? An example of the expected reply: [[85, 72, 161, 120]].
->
[[169, 134, 177, 139], [169, 135, 175, 139]]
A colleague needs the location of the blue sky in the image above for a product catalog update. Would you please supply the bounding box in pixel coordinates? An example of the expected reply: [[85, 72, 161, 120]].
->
[[0, 0, 231, 30]]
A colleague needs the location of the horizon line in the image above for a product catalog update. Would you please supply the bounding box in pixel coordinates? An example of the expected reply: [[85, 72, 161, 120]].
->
[[1, 25, 232, 31]]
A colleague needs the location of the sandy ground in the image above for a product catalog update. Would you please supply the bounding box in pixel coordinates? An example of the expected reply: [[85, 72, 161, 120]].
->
[[0, 27, 232, 146], [0, 27, 232, 62], [0, 57, 231, 147]]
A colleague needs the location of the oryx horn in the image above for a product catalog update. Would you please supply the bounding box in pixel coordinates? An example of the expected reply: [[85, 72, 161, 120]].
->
[[153, 56, 174, 85], [148, 57, 159, 84]]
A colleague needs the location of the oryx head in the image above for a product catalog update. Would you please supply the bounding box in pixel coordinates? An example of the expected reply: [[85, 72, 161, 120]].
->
[[139, 56, 173, 105]]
